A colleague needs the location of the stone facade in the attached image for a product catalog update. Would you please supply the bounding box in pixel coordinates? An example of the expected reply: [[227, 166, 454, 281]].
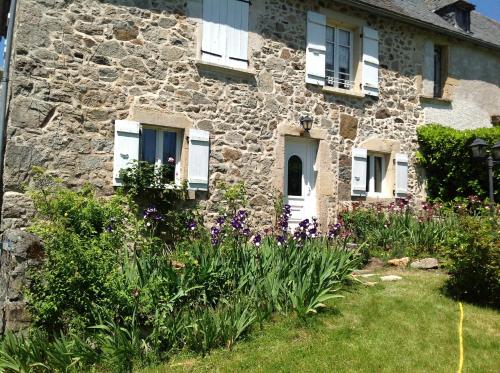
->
[[0, 0, 498, 232], [0, 230, 43, 334]]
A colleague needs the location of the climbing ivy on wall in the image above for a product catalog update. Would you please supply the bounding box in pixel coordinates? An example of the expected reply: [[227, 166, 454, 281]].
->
[[416, 124, 500, 202]]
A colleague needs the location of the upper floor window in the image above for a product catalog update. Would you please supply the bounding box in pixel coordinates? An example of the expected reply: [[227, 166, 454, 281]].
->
[[433, 45, 444, 98], [201, 0, 250, 70], [306, 11, 380, 97], [326, 27, 353, 90]]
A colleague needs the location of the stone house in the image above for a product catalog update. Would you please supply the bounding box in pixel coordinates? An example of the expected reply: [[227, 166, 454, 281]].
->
[[0, 0, 499, 233]]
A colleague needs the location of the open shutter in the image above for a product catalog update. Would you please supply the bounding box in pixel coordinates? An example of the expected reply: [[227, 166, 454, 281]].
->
[[226, 0, 249, 69], [202, 0, 227, 65], [362, 26, 379, 97], [113, 120, 140, 186], [188, 129, 210, 191], [351, 148, 368, 196], [306, 11, 326, 85], [395, 153, 409, 197]]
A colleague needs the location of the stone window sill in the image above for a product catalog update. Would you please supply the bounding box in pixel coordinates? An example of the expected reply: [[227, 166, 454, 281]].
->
[[419, 95, 452, 104], [195, 60, 256, 78], [322, 86, 365, 99]]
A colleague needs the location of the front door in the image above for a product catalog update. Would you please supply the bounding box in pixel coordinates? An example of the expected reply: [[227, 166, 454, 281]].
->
[[284, 137, 318, 230]]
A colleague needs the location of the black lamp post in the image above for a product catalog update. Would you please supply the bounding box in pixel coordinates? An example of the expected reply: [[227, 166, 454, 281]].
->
[[300, 115, 313, 132], [470, 138, 500, 207]]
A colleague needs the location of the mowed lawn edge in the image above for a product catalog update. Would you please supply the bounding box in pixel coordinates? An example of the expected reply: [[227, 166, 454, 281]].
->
[[143, 270, 500, 373]]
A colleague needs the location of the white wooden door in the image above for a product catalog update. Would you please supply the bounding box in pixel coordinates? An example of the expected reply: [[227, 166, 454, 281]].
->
[[284, 138, 318, 230]]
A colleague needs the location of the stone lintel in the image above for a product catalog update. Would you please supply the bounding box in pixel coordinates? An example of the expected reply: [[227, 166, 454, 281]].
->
[[131, 107, 193, 130]]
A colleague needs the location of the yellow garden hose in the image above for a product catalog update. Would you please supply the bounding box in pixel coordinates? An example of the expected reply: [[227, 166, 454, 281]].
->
[[458, 302, 464, 373]]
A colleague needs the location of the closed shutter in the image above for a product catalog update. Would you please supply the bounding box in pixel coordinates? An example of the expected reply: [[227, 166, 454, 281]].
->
[[188, 129, 210, 191], [113, 120, 140, 186], [362, 26, 379, 96], [395, 153, 409, 197], [226, 0, 249, 69], [202, 0, 227, 65], [351, 148, 368, 196], [306, 11, 326, 85]]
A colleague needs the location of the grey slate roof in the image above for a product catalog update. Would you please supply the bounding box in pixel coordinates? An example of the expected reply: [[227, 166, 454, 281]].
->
[[343, 0, 500, 49]]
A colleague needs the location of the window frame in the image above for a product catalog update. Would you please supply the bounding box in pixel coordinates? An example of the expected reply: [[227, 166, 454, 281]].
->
[[140, 125, 183, 185], [366, 153, 387, 197], [325, 25, 354, 90]]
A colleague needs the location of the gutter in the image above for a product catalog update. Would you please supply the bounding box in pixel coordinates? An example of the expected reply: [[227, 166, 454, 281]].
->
[[335, 0, 500, 52], [0, 0, 17, 225]]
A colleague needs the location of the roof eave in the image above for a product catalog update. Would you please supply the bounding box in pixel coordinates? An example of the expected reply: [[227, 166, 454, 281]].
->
[[335, 0, 500, 52]]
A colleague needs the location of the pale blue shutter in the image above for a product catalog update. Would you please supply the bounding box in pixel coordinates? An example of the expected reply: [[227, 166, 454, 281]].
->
[[113, 120, 140, 186], [306, 11, 326, 85], [395, 153, 409, 197], [188, 129, 210, 191], [202, 0, 227, 65], [226, 0, 249, 69], [351, 148, 368, 196], [362, 26, 379, 96]]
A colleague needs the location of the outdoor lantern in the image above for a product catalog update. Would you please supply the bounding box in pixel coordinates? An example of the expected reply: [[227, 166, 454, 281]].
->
[[300, 115, 313, 132], [470, 138, 488, 159], [493, 141, 500, 161]]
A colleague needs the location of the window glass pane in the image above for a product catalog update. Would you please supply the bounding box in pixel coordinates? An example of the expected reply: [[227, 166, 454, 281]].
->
[[326, 27, 335, 43], [434, 46, 443, 97], [162, 131, 177, 164], [339, 46, 350, 74], [374, 156, 383, 193], [366, 156, 371, 192], [326, 27, 335, 87], [141, 128, 157, 164], [287, 155, 302, 196], [339, 29, 350, 46]]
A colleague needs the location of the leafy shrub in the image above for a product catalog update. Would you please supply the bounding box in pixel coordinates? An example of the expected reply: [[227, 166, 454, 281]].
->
[[444, 215, 500, 308], [26, 171, 140, 333], [417, 124, 500, 201]]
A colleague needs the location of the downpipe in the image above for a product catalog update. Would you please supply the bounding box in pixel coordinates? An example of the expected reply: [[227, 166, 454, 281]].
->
[[0, 0, 18, 225]]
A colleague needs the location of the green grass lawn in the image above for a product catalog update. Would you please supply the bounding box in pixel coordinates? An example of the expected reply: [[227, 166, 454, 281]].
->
[[144, 270, 500, 373]]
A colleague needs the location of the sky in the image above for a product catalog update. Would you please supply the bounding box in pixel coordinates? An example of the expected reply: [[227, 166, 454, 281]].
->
[[474, 0, 500, 21]]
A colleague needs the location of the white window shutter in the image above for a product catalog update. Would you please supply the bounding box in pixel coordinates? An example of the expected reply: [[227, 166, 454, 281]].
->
[[202, 0, 227, 65], [395, 153, 409, 197], [306, 11, 326, 86], [362, 26, 379, 97], [351, 148, 368, 196], [113, 120, 140, 186], [188, 129, 210, 191], [226, 0, 249, 69]]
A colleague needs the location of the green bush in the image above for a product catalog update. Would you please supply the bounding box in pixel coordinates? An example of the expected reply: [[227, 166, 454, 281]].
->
[[444, 215, 500, 308], [417, 124, 500, 202], [26, 172, 140, 333]]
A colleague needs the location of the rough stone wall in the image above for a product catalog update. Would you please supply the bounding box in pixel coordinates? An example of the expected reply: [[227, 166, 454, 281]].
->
[[0, 230, 43, 334], [2, 0, 428, 232]]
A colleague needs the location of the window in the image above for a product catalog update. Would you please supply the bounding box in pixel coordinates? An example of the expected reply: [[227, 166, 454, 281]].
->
[[326, 27, 352, 89], [140, 127, 182, 183], [287, 155, 303, 196], [201, 0, 250, 69], [366, 154, 386, 195], [433, 45, 444, 98]]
